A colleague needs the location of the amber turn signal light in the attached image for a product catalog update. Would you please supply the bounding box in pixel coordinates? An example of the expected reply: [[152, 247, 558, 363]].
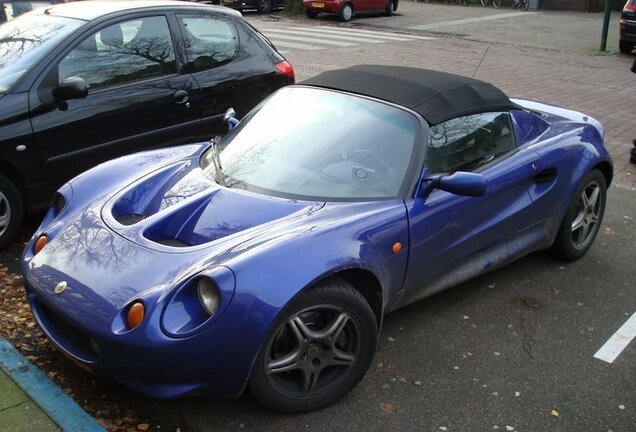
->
[[34, 235, 48, 255], [126, 302, 145, 330], [392, 242, 402, 254]]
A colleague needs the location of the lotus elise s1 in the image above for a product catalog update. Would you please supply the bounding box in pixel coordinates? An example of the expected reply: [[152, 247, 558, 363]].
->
[[22, 66, 613, 413]]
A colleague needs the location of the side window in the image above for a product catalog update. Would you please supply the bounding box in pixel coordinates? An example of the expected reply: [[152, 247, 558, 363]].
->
[[178, 14, 238, 72], [58, 16, 176, 90], [426, 112, 515, 174]]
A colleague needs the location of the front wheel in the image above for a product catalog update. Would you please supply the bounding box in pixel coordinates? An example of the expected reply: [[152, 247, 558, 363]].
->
[[385, 0, 394, 16], [493, 0, 502, 8], [0, 174, 23, 251], [550, 169, 607, 261], [480, 0, 488, 6], [339, 3, 353, 21], [249, 278, 378, 413], [257, 0, 273, 13]]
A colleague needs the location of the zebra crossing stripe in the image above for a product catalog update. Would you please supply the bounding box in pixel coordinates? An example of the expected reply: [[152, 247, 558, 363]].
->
[[261, 28, 387, 44], [287, 26, 431, 41], [267, 39, 325, 50], [262, 33, 356, 47]]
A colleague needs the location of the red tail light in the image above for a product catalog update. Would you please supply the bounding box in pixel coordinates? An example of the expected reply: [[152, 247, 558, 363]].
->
[[275, 60, 295, 81]]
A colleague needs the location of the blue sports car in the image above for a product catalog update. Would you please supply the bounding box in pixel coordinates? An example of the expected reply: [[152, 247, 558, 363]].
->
[[22, 66, 613, 413]]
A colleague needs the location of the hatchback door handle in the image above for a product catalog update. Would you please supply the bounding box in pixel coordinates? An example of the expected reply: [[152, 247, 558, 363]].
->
[[174, 90, 189, 104]]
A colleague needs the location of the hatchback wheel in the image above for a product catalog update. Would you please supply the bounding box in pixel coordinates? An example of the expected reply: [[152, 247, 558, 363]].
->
[[619, 40, 634, 54], [385, 0, 394, 15], [306, 9, 318, 18], [249, 278, 378, 413], [339, 3, 353, 21], [258, 0, 273, 13], [0, 174, 23, 250]]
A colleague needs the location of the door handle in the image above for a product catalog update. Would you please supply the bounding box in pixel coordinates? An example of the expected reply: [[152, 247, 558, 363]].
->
[[533, 168, 557, 184], [174, 90, 189, 104]]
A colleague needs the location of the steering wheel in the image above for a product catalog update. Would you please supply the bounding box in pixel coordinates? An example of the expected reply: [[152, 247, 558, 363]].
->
[[347, 149, 395, 180]]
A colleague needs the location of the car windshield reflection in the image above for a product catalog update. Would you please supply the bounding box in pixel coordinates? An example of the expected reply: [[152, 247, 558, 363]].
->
[[201, 87, 419, 201], [0, 13, 82, 92]]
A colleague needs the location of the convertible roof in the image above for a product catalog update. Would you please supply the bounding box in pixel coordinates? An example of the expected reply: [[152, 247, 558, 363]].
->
[[301, 65, 521, 125]]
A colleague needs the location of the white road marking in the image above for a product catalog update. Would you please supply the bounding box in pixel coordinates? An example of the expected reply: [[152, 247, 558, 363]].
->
[[260, 32, 356, 47], [261, 28, 387, 43], [593, 312, 636, 364], [267, 39, 325, 50], [409, 11, 535, 31], [287, 26, 430, 41]]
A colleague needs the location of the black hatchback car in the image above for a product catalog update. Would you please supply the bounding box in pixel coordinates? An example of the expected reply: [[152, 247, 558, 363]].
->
[[0, 0, 294, 249], [620, 0, 636, 54]]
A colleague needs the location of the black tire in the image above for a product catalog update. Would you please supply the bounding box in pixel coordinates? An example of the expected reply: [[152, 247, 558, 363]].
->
[[339, 3, 353, 21], [257, 0, 273, 13], [249, 278, 378, 413], [619, 40, 634, 55], [0, 174, 23, 251], [493, 0, 502, 8], [522, 0, 529, 10], [551, 169, 607, 261], [306, 9, 318, 18], [480, 0, 488, 6], [385, 0, 394, 16]]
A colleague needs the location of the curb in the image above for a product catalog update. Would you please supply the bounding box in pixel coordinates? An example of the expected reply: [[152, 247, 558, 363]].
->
[[0, 337, 105, 432]]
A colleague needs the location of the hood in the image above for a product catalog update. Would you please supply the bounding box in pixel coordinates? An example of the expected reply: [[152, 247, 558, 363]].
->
[[101, 159, 324, 251]]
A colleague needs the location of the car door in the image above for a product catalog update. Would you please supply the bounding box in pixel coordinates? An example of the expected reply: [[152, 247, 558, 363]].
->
[[399, 111, 544, 306], [29, 13, 201, 188], [174, 12, 281, 140]]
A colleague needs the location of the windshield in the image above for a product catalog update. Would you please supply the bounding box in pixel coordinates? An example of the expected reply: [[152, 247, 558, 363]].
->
[[201, 87, 420, 200], [0, 13, 83, 93]]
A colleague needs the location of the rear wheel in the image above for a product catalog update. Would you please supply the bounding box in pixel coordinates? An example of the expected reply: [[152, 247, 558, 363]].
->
[[480, 0, 488, 6], [249, 278, 378, 413], [306, 9, 318, 18], [551, 169, 607, 261], [619, 40, 634, 54], [385, 0, 394, 16], [493, 0, 502, 8], [339, 3, 353, 21], [0, 174, 23, 251]]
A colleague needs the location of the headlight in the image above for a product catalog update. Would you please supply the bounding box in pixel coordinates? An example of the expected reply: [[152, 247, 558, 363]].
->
[[197, 279, 220, 316], [161, 266, 236, 337]]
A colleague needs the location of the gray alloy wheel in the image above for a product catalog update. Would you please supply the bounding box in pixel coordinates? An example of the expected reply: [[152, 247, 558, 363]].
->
[[339, 3, 353, 21], [0, 174, 23, 251], [551, 169, 607, 261], [258, 0, 273, 13], [249, 279, 378, 413]]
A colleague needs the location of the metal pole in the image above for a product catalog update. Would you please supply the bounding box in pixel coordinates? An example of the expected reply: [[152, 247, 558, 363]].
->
[[600, 0, 613, 51]]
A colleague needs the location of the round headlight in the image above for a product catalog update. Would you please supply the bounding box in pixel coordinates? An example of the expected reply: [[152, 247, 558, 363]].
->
[[197, 279, 220, 316]]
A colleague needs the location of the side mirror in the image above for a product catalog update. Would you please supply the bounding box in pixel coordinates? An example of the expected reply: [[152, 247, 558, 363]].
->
[[53, 76, 88, 102], [431, 171, 487, 197], [223, 107, 240, 131]]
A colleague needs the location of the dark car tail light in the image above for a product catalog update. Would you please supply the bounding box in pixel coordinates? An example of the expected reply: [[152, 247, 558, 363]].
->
[[275, 60, 295, 80]]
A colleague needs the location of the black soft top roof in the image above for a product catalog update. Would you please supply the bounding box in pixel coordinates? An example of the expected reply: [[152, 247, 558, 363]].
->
[[301, 65, 521, 125]]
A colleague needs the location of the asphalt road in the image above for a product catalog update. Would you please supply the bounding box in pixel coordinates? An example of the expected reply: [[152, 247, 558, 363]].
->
[[1, 5, 635, 432]]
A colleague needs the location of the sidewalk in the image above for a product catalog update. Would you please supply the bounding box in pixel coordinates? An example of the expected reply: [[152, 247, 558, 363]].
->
[[0, 337, 105, 432], [0, 369, 61, 432]]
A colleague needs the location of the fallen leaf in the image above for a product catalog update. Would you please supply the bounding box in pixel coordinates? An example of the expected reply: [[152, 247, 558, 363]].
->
[[551, 409, 559, 417], [137, 423, 150, 431], [380, 403, 395, 414]]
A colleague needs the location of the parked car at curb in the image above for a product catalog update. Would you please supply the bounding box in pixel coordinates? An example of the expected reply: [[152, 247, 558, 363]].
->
[[22, 66, 612, 413], [221, 0, 284, 14], [0, 0, 54, 23], [620, 0, 636, 54], [303, 0, 398, 21], [0, 0, 294, 250]]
